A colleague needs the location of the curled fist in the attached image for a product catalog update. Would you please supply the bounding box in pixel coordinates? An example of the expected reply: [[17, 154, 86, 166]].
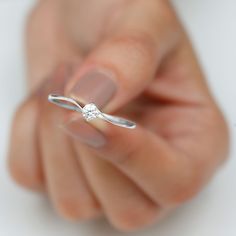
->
[[8, 0, 229, 232]]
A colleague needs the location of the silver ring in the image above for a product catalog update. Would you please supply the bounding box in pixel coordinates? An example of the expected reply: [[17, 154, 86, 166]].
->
[[48, 94, 136, 129]]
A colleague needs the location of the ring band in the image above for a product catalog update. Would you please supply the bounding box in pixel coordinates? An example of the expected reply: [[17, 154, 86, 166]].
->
[[48, 94, 136, 129]]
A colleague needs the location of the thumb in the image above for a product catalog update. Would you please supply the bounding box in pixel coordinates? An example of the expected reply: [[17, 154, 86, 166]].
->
[[65, 1, 178, 111]]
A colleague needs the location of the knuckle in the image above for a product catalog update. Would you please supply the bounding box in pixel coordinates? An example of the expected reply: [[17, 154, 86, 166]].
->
[[109, 205, 157, 232]]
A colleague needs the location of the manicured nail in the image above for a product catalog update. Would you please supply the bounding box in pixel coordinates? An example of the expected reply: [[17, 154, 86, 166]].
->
[[62, 115, 107, 148], [62, 68, 117, 147], [68, 68, 117, 108]]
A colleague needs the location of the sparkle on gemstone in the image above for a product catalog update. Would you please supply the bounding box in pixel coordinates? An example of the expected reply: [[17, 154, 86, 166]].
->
[[82, 103, 100, 121]]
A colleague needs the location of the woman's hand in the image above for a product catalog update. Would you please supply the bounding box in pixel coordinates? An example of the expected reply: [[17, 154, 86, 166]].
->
[[8, 0, 229, 231]]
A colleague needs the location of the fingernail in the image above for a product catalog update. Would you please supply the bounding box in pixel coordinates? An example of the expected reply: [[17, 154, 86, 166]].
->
[[62, 115, 107, 148], [62, 68, 116, 147], [68, 68, 117, 108]]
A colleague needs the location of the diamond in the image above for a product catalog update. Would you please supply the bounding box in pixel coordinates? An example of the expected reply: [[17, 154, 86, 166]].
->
[[82, 103, 100, 121]]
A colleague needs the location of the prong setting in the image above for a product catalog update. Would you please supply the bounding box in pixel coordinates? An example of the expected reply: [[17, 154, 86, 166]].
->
[[82, 103, 101, 121]]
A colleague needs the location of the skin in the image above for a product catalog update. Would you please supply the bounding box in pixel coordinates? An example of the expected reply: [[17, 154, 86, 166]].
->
[[8, 0, 229, 232]]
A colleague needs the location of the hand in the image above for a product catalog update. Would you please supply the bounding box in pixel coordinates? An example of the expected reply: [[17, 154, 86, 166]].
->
[[8, 0, 229, 231]]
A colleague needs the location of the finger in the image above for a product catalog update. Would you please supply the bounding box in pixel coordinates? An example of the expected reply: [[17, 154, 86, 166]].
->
[[39, 66, 101, 220], [8, 94, 44, 191], [77, 145, 162, 232], [64, 0, 179, 111], [39, 113, 101, 220]]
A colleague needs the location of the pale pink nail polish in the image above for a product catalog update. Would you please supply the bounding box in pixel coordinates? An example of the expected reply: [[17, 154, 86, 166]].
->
[[62, 68, 117, 147], [68, 68, 117, 108], [62, 116, 107, 148]]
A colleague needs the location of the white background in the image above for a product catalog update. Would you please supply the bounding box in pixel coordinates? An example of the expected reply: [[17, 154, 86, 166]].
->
[[0, 0, 236, 235]]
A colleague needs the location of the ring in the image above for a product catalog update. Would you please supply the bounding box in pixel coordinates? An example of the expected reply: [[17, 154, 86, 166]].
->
[[48, 94, 136, 129]]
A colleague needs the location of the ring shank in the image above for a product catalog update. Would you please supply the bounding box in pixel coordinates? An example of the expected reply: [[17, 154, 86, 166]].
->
[[48, 94, 136, 129], [101, 113, 136, 129], [48, 94, 83, 112]]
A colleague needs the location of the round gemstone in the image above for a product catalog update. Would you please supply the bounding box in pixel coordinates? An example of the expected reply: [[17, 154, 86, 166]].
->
[[82, 103, 100, 121]]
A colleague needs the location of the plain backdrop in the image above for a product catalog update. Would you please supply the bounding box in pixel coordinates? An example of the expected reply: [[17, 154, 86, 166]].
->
[[0, 0, 236, 235]]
